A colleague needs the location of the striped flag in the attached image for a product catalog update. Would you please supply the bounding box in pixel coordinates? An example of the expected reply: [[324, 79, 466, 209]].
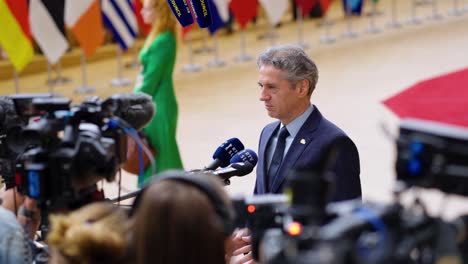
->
[[342, 0, 363, 15], [29, 0, 68, 65], [212, 0, 229, 22], [259, 0, 289, 26], [65, 0, 104, 58], [102, 0, 138, 51], [0, 0, 34, 71]]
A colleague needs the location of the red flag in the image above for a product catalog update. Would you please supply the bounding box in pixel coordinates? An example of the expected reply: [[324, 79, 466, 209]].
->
[[229, 0, 258, 30], [133, 0, 151, 36], [319, 0, 333, 15], [296, 0, 318, 17], [181, 24, 195, 40]]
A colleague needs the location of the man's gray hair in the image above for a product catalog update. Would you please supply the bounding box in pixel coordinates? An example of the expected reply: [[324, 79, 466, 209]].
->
[[257, 44, 318, 96]]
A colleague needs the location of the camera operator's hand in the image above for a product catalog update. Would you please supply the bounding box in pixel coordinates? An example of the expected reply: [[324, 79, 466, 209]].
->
[[230, 228, 256, 264], [17, 197, 41, 239]]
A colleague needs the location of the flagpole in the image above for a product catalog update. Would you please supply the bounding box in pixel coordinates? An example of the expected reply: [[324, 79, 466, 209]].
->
[[125, 44, 141, 69], [449, 0, 463, 16], [366, 1, 382, 34], [296, 6, 309, 49], [194, 31, 214, 54], [320, 13, 336, 44], [387, 0, 402, 28], [47, 62, 55, 94], [208, 33, 226, 67], [407, 0, 422, 25], [234, 29, 253, 62], [55, 61, 71, 85], [182, 31, 202, 72], [428, 0, 443, 20], [343, 0, 358, 38], [111, 46, 132, 87], [74, 49, 96, 94], [13, 70, 20, 94]]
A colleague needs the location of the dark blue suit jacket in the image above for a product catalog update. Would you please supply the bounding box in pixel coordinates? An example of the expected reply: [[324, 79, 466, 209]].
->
[[254, 106, 362, 202]]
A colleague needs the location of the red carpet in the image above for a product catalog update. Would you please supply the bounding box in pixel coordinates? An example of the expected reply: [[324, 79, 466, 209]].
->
[[382, 67, 468, 128]]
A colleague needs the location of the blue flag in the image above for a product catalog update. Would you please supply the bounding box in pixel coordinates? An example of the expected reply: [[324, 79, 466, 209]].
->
[[207, 0, 224, 35], [342, 0, 363, 15]]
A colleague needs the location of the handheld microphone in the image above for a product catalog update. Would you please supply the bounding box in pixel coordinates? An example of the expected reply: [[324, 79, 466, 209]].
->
[[167, 0, 194, 27], [189, 0, 213, 28], [213, 161, 255, 181], [204, 138, 244, 170], [230, 149, 258, 167], [103, 92, 155, 131]]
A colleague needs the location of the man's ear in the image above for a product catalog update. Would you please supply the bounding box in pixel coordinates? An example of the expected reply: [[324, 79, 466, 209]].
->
[[296, 79, 310, 97]]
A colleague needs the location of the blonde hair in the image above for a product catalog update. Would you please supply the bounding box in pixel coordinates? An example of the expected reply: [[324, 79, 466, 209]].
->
[[145, 0, 178, 49], [47, 203, 129, 264]]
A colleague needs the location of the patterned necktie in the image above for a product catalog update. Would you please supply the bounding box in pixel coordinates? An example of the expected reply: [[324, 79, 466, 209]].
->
[[267, 126, 289, 191]]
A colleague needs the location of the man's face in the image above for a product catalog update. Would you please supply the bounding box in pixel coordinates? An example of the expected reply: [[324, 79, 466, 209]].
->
[[258, 65, 302, 124]]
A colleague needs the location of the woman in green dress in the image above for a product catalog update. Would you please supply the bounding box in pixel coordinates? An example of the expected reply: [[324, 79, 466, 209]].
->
[[135, 0, 183, 182]]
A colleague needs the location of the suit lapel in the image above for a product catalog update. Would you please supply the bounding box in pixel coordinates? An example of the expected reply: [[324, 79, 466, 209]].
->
[[270, 107, 323, 193], [259, 122, 280, 193]]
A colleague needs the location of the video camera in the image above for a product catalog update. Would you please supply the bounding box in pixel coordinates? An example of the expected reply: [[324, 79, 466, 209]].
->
[[0, 93, 153, 211], [234, 119, 468, 264]]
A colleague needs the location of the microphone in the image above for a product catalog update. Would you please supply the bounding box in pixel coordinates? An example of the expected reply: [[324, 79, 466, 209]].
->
[[213, 161, 255, 181], [189, 0, 213, 28], [167, 0, 194, 27], [204, 138, 244, 170], [230, 149, 258, 167], [103, 92, 155, 131]]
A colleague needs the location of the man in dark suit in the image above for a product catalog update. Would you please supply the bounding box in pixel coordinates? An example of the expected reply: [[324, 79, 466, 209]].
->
[[254, 44, 361, 202]]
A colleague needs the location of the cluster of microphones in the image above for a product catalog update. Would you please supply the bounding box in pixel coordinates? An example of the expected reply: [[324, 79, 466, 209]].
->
[[168, 0, 213, 28], [200, 137, 258, 185]]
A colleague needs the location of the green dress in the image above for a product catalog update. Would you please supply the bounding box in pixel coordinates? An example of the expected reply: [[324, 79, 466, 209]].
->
[[134, 31, 183, 182]]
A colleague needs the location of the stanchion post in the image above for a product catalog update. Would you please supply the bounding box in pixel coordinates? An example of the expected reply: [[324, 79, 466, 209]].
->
[[428, 0, 443, 20], [234, 30, 253, 62], [54, 60, 71, 85], [296, 6, 310, 49], [343, 0, 358, 38], [13, 70, 20, 94], [74, 49, 96, 94], [111, 46, 132, 87], [182, 31, 202, 72], [387, 0, 402, 28], [320, 13, 336, 44], [407, 0, 423, 25], [366, 0, 382, 33], [208, 33, 226, 67], [448, 0, 464, 16]]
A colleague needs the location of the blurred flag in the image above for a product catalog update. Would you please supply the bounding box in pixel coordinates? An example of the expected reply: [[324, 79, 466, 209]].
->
[[65, 0, 104, 58], [181, 24, 195, 40], [102, 0, 138, 50], [29, 0, 68, 65], [0, 0, 34, 71], [212, 0, 229, 22], [342, 0, 363, 15], [207, 0, 225, 35], [259, 0, 288, 26], [296, 0, 318, 17], [229, 0, 258, 30], [132, 0, 151, 36], [319, 0, 333, 15]]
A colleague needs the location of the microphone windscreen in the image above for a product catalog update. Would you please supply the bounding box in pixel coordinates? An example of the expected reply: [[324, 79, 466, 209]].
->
[[167, 0, 194, 27], [189, 0, 212, 28], [105, 92, 155, 130], [212, 138, 244, 167], [230, 149, 258, 167]]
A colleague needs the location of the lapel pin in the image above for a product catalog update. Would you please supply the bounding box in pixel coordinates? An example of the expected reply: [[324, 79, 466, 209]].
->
[[300, 139, 306, 144]]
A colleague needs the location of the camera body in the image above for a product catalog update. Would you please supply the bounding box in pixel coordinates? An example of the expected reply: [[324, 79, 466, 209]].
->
[[1, 94, 128, 210], [243, 119, 468, 264]]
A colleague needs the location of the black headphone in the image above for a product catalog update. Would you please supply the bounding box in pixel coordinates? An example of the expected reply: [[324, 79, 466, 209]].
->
[[130, 170, 235, 237]]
